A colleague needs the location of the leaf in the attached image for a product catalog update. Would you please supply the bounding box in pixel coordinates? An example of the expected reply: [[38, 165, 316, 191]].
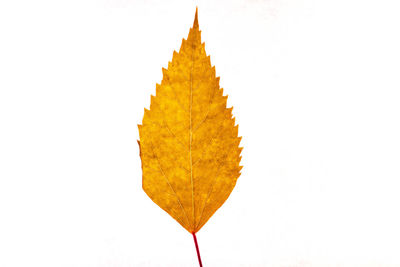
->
[[138, 8, 243, 234]]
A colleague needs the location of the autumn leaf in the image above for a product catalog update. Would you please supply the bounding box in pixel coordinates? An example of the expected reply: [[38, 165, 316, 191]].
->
[[138, 8, 242, 265]]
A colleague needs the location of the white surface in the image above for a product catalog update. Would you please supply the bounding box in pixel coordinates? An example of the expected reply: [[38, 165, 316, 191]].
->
[[1, 0, 400, 266]]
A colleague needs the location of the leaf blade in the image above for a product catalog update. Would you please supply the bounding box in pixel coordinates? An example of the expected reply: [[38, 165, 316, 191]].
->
[[139, 9, 242, 233]]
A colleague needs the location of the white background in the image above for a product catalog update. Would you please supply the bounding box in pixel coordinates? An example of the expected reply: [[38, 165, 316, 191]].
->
[[1, 0, 400, 266]]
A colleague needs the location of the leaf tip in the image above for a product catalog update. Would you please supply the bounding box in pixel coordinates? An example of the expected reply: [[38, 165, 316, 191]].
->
[[193, 7, 199, 28]]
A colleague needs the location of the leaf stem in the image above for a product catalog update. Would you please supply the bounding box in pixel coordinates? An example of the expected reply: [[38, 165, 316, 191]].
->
[[192, 232, 203, 267]]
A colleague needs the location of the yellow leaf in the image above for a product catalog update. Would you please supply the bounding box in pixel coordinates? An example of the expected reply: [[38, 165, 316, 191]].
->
[[138, 8, 243, 234]]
